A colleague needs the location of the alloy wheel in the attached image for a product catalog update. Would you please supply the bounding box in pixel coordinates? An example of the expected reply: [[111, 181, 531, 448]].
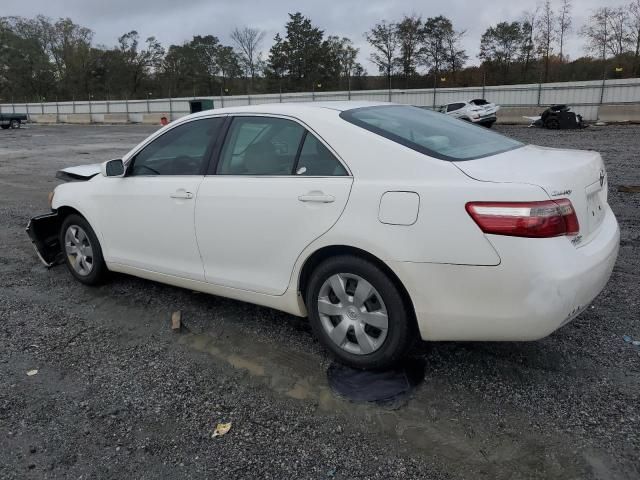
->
[[64, 225, 94, 276], [317, 273, 389, 355]]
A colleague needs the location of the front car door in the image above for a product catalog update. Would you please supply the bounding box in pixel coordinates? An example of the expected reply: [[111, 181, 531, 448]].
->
[[195, 115, 353, 295], [94, 117, 225, 280]]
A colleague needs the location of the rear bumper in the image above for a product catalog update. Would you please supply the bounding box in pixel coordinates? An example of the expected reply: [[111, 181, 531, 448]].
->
[[472, 116, 496, 125], [393, 206, 619, 341], [26, 212, 63, 267]]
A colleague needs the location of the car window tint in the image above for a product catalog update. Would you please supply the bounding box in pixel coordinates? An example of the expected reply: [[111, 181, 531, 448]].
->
[[217, 117, 305, 175], [340, 105, 522, 161], [295, 133, 347, 176], [129, 118, 223, 176], [447, 103, 465, 112]]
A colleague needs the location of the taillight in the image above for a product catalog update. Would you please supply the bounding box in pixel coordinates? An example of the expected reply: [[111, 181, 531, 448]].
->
[[466, 199, 579, 238]]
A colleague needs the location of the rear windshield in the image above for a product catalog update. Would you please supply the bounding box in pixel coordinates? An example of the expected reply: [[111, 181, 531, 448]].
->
[[340, 105, 522, 161]]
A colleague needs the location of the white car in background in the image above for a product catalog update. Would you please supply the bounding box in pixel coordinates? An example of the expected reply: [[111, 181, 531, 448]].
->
[[27, 102, 619, 369], [439, 99, 500, 127]]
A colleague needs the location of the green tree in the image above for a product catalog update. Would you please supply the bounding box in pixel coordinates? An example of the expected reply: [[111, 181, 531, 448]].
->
[[365, 21, 398, 90], [421, 16, 454, 88], [117, 31, 165, 96], [395, 15, 422, 84], [479, 21, 524, 82]]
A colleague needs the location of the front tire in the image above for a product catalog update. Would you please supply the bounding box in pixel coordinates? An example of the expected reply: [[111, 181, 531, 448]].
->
[[306, 255, 415, 369], [10, 119, 20, 129], [60, 214, 108, 285]]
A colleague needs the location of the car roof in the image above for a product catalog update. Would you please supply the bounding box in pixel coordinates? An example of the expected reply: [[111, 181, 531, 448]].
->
[[187, 100, 389, 119]]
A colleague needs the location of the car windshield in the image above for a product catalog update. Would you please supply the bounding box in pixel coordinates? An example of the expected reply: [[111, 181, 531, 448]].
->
[[340, 105, 523, 161]]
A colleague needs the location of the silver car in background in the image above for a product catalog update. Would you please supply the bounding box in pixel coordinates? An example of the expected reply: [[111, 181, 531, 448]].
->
[[438, 99, 500, 127]]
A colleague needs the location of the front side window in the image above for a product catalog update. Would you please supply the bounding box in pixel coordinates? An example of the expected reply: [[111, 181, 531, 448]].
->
[[129, 117, 224, 176], [340, 105, 523, 161], [447, 103, 465, 112], [217, 117, 305, 175]]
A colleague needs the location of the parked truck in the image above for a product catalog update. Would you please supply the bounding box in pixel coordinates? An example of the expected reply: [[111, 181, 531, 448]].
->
[[0, 113, 27, 129]]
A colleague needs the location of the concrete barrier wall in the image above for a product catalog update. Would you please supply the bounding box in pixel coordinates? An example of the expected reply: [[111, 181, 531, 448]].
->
[[30, 114, 58, 123], [103, 113, 130, 124], [5, 77, 640, 125], [142, 113, 169, 125], [64, 114, 92, 124], [598, 104, 640, 123], [496, 107, 543, 124]]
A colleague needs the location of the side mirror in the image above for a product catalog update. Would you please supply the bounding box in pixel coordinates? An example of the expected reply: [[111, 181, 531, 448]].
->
[[101, 159, 125, 177]]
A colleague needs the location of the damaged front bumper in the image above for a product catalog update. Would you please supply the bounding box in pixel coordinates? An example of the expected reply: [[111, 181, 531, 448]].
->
[[26, 212, 64, 267]]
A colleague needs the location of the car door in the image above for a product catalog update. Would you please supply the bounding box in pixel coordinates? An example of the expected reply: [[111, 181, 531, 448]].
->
[[94, 117, 225, 281], [194, 115, 353, 295]]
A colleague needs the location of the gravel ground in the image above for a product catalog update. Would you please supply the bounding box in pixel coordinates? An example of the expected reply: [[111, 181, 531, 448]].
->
[[0, 124, 638, 480]]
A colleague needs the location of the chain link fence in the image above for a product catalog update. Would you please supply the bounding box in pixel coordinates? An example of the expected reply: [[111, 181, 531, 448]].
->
[[2, 77, 639, 123]]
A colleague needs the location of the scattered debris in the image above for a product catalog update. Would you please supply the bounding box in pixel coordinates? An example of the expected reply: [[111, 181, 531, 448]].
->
[[171, 311, 181, 332], [527, 105, 587, 129], [618, 185, 640, 193], [212, 422, 232, 438], [26, 369, 38, 376], [622, 335, 640, 347], [594, 121, 607, 126]]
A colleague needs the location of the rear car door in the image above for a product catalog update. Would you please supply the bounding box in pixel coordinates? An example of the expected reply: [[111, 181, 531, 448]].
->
[[94, 117, 225, 280], [195, 115, 353, 295]]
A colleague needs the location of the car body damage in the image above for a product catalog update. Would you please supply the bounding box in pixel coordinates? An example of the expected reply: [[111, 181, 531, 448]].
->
[[55, 163, 102, 182], [26, 212, 64, 267], [29, 163, 104, 266]]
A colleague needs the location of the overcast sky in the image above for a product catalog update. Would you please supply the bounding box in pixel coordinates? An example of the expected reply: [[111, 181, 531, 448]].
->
[[3, 0, 617, 71]]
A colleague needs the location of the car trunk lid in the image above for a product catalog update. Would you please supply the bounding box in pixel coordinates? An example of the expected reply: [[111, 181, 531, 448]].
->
[[455, 144, 607, 246]]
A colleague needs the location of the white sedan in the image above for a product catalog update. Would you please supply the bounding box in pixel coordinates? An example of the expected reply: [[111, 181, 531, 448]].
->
[[27, 102, 619, 369]]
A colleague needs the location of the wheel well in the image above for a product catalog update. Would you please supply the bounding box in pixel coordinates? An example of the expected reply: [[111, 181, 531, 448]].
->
[[298, 245, 417, 326], [56, 206, 86, 225]]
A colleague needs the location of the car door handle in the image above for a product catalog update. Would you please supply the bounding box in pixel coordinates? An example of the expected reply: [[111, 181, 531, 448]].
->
[[170, 191, 194, 199], [298, 193, 335, 203]]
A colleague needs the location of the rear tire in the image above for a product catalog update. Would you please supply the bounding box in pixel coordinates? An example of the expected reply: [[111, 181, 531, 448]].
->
[[545, 117, 560, 129], [10, 119, 20, 129], [306, 255, 415, 370], [60, 214, 109, 285], [1, 125, 9, 130]]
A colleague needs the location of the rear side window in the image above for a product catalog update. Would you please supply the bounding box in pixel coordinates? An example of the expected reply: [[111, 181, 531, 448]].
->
[[447, 103, 465, 112], [340, 105, 522, 161], [296, 134, 347, 176], [217, 117, 305, 175]]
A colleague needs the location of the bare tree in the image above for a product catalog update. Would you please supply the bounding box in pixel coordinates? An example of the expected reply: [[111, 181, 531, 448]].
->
[[557, 0, 572, 62], [607, 7, 632, 57], [582, 7, 613, 62], [520, 9, 538, 81], [230, 26, 265, 92], [336, 37, 359, 91], [536, 0, 555, 82], [365, 21, 398, 90], [445, 28, 468, 83], [630, 0, 640, 73]]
